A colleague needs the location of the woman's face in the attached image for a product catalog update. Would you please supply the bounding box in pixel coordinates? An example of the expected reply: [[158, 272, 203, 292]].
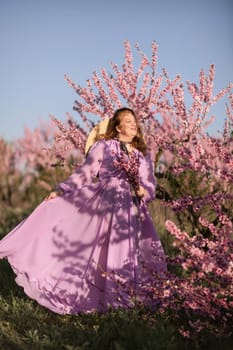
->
[[116, 112, 138, 141]]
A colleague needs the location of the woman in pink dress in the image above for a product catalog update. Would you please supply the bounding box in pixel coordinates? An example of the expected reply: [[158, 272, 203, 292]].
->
[[0, 108, 166, 314]]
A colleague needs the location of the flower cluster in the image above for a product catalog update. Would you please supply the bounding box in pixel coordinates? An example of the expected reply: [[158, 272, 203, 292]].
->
[[161, 192, 233, 213], [163, 217, 233, 336], [113, 145, 140, 193]]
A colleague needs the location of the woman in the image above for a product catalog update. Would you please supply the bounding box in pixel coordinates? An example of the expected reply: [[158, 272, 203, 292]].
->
[[0, 107, 166, 314]]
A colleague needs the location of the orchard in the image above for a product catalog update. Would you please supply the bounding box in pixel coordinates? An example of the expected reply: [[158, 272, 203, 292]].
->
[[0, 41, 232, 350]]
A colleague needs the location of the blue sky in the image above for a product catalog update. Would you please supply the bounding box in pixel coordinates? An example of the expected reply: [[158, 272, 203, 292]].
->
[[0, 0, 232, 140]]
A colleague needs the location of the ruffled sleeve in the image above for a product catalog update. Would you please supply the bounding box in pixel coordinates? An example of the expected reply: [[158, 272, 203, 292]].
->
[[138, 153, 156, 203], [57, 140, 105, 193]]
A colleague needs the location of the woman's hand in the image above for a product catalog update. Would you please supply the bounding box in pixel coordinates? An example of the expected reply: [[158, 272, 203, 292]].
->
[[45, 191, 59, 201], [136, 186, 147, 198]]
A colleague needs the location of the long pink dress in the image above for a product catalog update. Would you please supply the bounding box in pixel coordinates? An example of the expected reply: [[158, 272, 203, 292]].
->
[[0, 139, 166, 314]]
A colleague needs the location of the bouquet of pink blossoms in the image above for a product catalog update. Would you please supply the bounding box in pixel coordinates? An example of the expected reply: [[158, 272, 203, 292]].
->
[[113, 143, 140, 193]]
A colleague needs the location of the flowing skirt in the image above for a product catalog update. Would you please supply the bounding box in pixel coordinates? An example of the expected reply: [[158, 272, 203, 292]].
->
[[0, 179, 166, 314]]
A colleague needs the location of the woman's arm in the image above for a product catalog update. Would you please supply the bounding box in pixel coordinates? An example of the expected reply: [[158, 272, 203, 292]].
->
[[56, 140, 105, 194], [58, 140, 105, 193], [138, 153, 156, 203]]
